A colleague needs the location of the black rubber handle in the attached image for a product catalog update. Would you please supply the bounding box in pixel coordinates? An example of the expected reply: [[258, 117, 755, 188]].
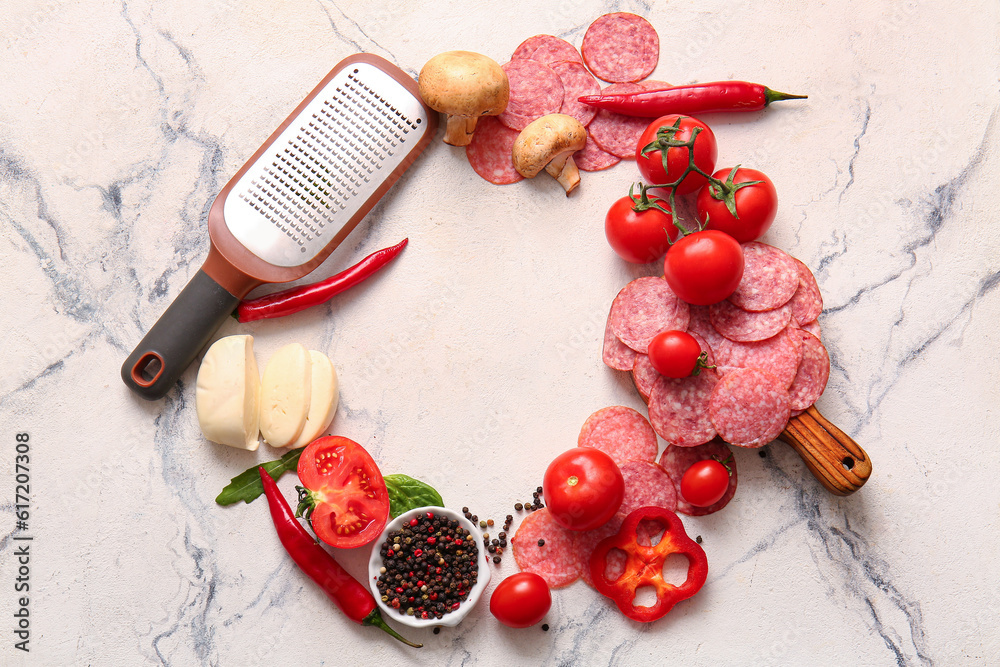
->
[[121, 269, 242, 401]]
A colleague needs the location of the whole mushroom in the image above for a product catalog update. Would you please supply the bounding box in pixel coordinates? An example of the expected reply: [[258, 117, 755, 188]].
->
[[418, 51, 509, 146], [511, 114, 588, 195]]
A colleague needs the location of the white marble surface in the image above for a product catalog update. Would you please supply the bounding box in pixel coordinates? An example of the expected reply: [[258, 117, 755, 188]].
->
[[2, 0, 999, 664]]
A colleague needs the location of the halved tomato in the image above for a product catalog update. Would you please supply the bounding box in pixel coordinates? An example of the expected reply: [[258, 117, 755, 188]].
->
[[296, 436, 389, 549]]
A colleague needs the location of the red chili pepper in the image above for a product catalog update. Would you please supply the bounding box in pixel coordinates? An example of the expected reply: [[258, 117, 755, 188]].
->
[[578, 81, 806, 118], [236, 238, 408, 322], [257, 467, 421, 648], [589, 506, 708, 623]]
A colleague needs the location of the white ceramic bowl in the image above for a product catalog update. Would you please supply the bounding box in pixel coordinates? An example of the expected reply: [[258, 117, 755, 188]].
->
[[367, 506, 492, 628]]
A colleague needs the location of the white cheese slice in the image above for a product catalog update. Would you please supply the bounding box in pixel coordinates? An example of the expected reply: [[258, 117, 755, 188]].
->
[[195, 334, 261, 450], [259, 343, 312, 448], [290, 350, 340, 448]]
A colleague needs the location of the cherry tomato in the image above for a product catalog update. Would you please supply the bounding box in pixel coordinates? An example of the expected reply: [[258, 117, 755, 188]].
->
[[647, 330, 702, 378], [490, 572, 552, 628], [680, 458, 731, 507], [697, 167, 778, 243], [543, 448, 625, 531], [663, 230, 744, 306], [296, 436, 390, 549], [604, 194, 679, 264], [636, 115, 718, 195]]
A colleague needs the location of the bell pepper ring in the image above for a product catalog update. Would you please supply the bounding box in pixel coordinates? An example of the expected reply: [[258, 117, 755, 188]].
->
[[588, 506, 708, 622]]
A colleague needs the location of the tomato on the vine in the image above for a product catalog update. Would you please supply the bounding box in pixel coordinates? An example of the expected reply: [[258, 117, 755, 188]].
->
[[636, 115, 718, 195], [647, 330, 708, 378], [605, 193, 678, 264], [490, 572, 552, 628], [296, 436, 390, 549], [543, 447, 624, 531], [662, 230, 744, 305], [697, 167, 778, 243], [680, 458, 731, 507]]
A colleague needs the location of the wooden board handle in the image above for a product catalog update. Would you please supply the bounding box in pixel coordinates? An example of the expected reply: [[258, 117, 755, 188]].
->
[[777, 406, 872, 495]]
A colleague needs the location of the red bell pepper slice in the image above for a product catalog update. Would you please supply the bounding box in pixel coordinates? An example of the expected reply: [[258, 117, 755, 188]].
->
[[589, 506, 708, 622]]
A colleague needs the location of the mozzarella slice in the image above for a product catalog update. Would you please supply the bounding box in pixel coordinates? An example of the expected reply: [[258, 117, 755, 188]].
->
[[259, 343, 312, 448], [290, 350, 340, 448], [196, 335, 261, 450]]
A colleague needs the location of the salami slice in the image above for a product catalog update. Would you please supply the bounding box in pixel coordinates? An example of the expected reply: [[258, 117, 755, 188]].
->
[[578, 406, 659, 464], [511, 508, 583, 588], [710, 300, 793, 342], [631, 353, 658, 401], [465, 116, 523, 185], [686, 304, 726, 353], [603, 311, 637, 371], [551, 60, 600, 126], [575, 134, 621, 171], [512, 34, 583, 66], [615, 460, 678, 517], [788, 258, 824, 326], [608, 276, 690, 354], [659, 441, 738, 516], [799, 319, 821, 339], [647, 369, 719, 447], [581, 12, 659, 83], [637, 79, 672, 91], [788, 330, 830, 411], [587, 82, 650, 158], [729, 242, 801, 312], [714, 326, 803, 388], [497, 59, 564, 131], [709, 368, 791, 447]]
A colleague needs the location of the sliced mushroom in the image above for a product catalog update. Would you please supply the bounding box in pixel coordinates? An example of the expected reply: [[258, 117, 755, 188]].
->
[[511, 114, 588, 195], [418, 51, 509, 146]]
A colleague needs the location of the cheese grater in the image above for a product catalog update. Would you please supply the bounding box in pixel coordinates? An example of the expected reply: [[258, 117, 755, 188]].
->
[[122, 53, 437, 400]]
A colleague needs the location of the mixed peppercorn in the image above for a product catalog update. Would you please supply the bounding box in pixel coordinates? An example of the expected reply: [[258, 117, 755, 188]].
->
[[376, 512, 479, 620]]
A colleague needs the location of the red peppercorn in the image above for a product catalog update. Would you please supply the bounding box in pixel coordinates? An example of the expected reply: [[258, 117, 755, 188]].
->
[[455, 539, 464, 546], [409, 518, 419, 527], [451, 603, 460, 611], [430, 593, 438, 600], [396, 587, 404, 593], [427, 537, 437, 545], [414, 549, 423, 557], [387, 549, 394, 557]]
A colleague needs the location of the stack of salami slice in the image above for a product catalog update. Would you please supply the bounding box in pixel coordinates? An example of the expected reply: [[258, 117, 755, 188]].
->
[[513, 243, 829, 589], [512, 406, 737, 589], [466, 13, 666, 184], [604, 241, 830, 449]]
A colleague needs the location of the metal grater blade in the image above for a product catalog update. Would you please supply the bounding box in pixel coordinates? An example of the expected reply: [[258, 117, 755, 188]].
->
[[223, 62, 430, 267]]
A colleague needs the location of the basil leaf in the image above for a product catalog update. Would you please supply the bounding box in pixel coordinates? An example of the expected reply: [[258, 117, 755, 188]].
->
[[383, 474, 444, 518], [215, 447, 304, 506]]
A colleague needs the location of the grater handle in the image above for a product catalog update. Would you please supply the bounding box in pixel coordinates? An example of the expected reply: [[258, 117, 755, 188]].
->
[[121, 269, 241, 401]]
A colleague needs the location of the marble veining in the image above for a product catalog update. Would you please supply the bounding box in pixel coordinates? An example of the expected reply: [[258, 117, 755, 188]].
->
[[2, 0, 999, 665]]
